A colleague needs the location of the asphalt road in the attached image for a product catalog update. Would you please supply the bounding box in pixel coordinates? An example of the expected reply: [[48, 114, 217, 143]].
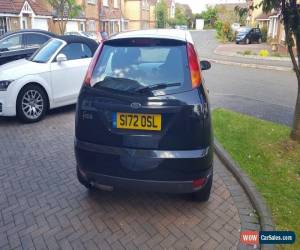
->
[[191, 30, 298, 126]]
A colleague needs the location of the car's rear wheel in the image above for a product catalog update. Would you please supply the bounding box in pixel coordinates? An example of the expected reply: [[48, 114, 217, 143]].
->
[[191, 174, 213, 202], [77, 167, 93, 189], [16, 84, 48, 123]]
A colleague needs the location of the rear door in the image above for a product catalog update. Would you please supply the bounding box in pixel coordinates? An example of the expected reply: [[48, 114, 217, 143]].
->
[[76, 38, 210, 151], [255, 28, 262, 42]]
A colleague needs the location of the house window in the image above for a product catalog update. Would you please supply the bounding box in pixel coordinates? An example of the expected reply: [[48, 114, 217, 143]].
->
[[80, 22, 85, 31], [142, 0, 149, 9], [109, 21, 114, 34], [114, 0, 119, 8], [87, 0, 96, 4], [142, 21, 149, 29], [103, 0, 108, 7], [0, 17, 10, 36], [87, 20, 96, 32]]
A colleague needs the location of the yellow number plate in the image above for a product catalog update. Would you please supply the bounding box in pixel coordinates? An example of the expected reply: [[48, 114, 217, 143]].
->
[[115, 112, 161, 131]]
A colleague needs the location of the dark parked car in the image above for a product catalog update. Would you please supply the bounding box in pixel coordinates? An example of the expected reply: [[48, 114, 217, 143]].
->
[[0, 29, 57, 65], [236, 27, 262, 44], [75, 29, 213, 201]]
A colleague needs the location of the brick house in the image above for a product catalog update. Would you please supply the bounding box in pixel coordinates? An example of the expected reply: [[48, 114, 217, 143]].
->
[[0, 0, 52, 35], [99, 0, 125, 35], [0, 0, 159, 36], [246, 0, 292, 53], [81, 0, 100, 33], [166, 0, 175, 19], [123, 0, 151, 30]]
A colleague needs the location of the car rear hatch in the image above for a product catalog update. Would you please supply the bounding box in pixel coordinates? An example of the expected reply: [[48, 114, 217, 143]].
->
[[76, 37, 211, 151]]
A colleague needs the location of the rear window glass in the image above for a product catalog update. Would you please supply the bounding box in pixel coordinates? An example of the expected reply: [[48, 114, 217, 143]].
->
[[90, 40, 189, 95]]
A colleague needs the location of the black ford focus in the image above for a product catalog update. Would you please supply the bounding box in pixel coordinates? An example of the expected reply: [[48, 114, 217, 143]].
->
[[75, 29, 213, 201]]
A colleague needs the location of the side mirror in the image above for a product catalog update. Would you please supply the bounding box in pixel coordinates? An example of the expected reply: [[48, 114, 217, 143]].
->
[[56, 53, 67, 63], [200, 60, 211, 71]]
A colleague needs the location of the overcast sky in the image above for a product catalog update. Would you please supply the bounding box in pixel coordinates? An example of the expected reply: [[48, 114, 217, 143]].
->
[[176, 0, 246, 14]]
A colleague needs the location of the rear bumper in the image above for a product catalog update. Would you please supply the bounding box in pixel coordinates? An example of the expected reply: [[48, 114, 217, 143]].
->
[[79, 167, 212, 193], [75, 139, 213, 193]]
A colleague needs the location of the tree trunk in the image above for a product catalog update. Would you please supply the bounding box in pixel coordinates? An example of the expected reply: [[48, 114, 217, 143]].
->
[[290, 32, 300, 141], [291, 87, 300, 140], [281, 0, 300, 141]]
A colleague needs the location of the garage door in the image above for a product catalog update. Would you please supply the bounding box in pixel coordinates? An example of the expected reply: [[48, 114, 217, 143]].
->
[[32, 18, 48, 31], [66, 21, 79, 32]]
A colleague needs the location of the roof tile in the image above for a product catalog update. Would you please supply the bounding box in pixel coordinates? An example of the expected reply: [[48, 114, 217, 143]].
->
[[0, 0, 51, 16]]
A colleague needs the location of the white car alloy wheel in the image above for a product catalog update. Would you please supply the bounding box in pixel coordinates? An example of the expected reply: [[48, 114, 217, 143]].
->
[[17, 84, 48, 123], [22, 90, 44, 119]]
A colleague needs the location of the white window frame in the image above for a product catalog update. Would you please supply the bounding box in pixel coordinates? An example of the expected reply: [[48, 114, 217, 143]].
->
[[113, 0, 119, 8], [0, 17, 11, 36], [281, 29, 286, 42], [87, 0, 96, 4], [87, 20, 96, 32], [142, 0, 149, 9], [103, 0, 109, 7]]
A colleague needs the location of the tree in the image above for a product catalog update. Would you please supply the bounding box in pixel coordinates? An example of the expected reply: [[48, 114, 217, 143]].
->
[[174, 5, 188, 26], [234, 6, 248, 25], [176, 3, 193, 28], [260, 0, 300, 141], [47, 0, 82, 35], [155, 0, 168, 28], [199, 6, 218, 28], [216, 5, 239, 24]]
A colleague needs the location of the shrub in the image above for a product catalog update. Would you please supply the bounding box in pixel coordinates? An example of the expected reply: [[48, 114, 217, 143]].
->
[[215, 20, 235, 42], [271, 52, 282, 57], [261, 27, 268, 42], [243, 50, 253, 55], [259, 49, 270, 57]]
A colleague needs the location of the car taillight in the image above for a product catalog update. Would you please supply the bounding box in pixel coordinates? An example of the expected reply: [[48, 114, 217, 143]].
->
[[83, 43, 103, 86], [187, 43, 202, 89], [192, 177, 207, 189]]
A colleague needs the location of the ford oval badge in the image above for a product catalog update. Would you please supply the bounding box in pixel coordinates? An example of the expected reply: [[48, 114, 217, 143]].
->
[[130, 102, 142, 109]]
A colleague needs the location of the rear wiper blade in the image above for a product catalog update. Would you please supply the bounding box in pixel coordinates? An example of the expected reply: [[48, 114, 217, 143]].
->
[[135, 82, 181, 93]]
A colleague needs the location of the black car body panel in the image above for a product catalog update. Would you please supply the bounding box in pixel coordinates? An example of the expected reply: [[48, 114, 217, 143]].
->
[[75, 86, 213, 183], [0, 29, 57, 65], [75, 33, 213, 194], [236, 27, 262, 44]]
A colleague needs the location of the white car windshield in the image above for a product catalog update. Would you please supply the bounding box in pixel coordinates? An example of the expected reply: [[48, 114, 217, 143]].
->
[[30, 39, 64, 63]]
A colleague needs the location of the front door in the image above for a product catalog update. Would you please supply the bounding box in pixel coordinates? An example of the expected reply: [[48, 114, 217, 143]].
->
[[22, 17, 28, 29], [50, 42, 92, 106]]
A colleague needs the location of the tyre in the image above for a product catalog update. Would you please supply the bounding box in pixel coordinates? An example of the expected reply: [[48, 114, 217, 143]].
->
[[77, 167, 92, 189], [236, 41, 239, 45], [191, 174, 213, 202], [16, 84, 48, 123]]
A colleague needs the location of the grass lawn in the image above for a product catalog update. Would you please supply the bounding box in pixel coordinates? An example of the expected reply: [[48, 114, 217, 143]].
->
[[212, 109, 300, 249]]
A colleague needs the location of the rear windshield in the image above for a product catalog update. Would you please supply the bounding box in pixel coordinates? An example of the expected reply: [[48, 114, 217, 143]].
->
[[90, 39, 190, 95]]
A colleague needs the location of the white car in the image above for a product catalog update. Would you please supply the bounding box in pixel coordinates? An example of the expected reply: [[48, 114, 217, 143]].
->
[[0, 36, 98, 122]]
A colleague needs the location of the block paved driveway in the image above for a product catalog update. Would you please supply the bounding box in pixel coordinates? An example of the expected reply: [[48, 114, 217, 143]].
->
[[0, 107, 259, 250]]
